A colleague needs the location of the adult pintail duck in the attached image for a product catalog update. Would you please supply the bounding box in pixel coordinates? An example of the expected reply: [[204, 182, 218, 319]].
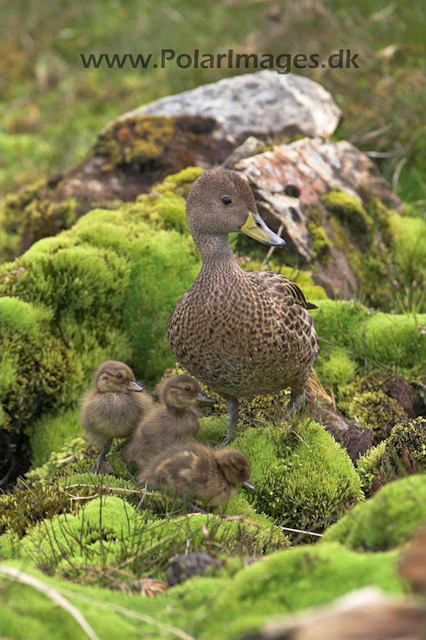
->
[[167, 169, 319, 444]]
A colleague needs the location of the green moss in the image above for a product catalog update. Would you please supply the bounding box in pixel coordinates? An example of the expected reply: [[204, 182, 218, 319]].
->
[[0, 178, 80, 264], [227, 418, 362, 533], [318, 348, 357, 389], [13, 496, 285, 582], [353, 311, 426, 369], [124, 230, 200, 379], [321, 190, 373, 236], [0, 297, 84, 434], [323, 474, 426, 551], [347, 391, 408, 443], [95, 116, 215, 173], [0, 171, 202, 472], [357, 441, 387, 497], [311, 300, 426, 371], [307, 221, 333, 262], [28, 409, 83, 469], [387, 212, 426, 311], [152, 166, 204, 199], [385, 417, 426, 473], [149, 190, 189, 233], [202, 543, 403, 639], [0, 541, 404, 640], [0, 483, 72, 538], [357, 418, 426, 496], [311, 300, 369, 359], [95, 116, 176, 167]]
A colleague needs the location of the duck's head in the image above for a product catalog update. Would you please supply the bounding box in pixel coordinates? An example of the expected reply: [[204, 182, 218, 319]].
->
[[94, 361, 143, 394], [215, 449, 255, 490], [186, 169, 285, 247], [163, 375, 208, 410]]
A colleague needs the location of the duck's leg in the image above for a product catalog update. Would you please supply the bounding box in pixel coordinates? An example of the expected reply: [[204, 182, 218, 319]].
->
[[286, 389, 305, 417], [89, 440, 114, 475], [217, 395, 239, 447]]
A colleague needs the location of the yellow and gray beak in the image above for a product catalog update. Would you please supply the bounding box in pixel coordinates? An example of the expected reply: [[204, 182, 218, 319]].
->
[[241, 212, 286, 246]]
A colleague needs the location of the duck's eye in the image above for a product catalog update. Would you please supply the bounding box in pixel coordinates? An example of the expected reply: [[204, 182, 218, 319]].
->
[[116, 373, 123, 379], [184, 386, 191, 391], [222, 196, 232, 205]]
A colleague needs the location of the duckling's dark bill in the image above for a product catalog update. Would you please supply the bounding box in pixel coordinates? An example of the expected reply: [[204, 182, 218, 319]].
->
[[241, 212, 286, 246], [129, 381, 143, 391], [197, 392, 213, 403]]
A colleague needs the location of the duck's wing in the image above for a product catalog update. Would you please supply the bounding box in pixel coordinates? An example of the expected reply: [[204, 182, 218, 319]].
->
[[248, 271, 318, 310]]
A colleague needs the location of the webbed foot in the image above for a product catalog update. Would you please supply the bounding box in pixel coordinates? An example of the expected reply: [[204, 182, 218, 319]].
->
[[286, 391, 306, 418], [215, 436, 233, 449], [89, 455, 114, 475]]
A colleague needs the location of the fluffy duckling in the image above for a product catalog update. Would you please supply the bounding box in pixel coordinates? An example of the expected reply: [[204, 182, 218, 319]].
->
[[81, 360, 153, 474], [126, 375, 208, 470], [167, 169, 319, 444], [141, 441, 254, 506]]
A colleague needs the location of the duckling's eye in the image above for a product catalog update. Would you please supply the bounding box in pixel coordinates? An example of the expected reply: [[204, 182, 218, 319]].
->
[[222, 196, 232, 205], [116, 374, 123, 379], [184, 386, 191, 391]]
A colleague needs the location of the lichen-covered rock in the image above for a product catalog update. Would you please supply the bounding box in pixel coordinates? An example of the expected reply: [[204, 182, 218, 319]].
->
[[235, 139, 401, 270], [119, 71, 342, 141], [322, 474, 426, 551], [199, 418, 362, 535]]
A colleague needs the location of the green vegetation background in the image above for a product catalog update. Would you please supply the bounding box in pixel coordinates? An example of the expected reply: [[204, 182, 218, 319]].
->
[[1, 0, 425, 206]]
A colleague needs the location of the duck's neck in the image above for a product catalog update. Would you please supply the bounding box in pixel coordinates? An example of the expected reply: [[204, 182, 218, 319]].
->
[[193, 233, 236, 269]]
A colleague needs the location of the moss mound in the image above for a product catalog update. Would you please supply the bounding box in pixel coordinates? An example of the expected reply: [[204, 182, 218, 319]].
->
[[202, 542, 402, 639], [0, 170, 202, 477], [358, 417, 426, 496], [317, 348, 357, 389], [4, 496, 286, 583], [388, 212, 426, 308], [312, 300, 426, 371], [203, 418, 363, 534], [0, 482, 72, 538], [347, 390, 408, 443], [0, 540, 404, 640], [323, 474, 426, 551]]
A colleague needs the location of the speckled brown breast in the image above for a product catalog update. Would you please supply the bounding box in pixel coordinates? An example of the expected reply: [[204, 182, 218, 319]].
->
[[167, 262, 318, 398]]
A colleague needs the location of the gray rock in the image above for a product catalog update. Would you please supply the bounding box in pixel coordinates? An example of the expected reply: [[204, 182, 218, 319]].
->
[[112, 71, 341, 142]]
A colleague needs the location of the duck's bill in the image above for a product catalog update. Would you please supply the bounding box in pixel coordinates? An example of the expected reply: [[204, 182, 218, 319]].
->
[[129, 381, 143, 392], [241, 212, 286, 247], [243, 480, 256, 491], [197, 392, 213, 403]]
